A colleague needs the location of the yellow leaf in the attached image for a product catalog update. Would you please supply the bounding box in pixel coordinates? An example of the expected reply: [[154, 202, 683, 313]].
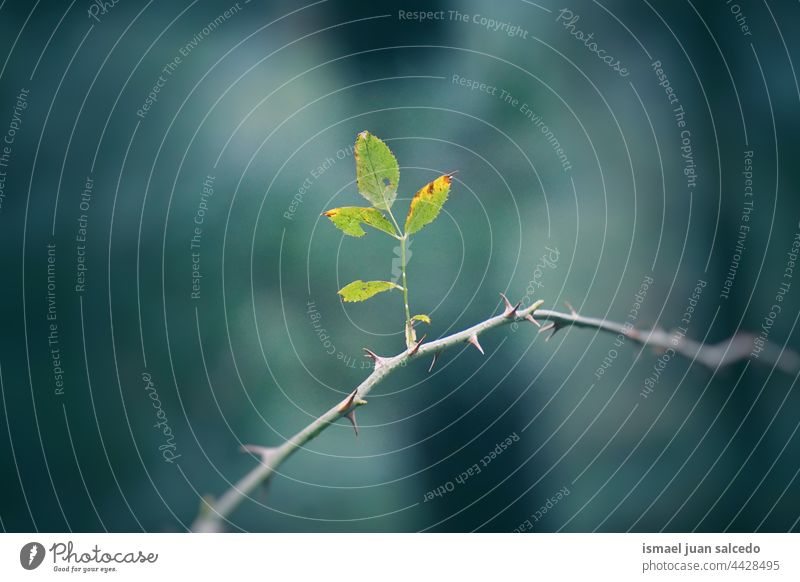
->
[[404, 174, 452, 235]]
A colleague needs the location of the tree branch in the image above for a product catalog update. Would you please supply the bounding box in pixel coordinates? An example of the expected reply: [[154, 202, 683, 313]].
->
[[191, 297, 798, 532], [533, 308, 800, 374]]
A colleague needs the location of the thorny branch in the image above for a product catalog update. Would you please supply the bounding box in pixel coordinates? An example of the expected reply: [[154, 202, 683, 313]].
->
[[191, 295, 798, 532]]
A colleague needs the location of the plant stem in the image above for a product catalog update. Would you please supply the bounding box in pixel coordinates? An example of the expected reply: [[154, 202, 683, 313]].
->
[[384, 204, 402, 236], [400, 234, 412, 347], [384, 206, 413, 346]]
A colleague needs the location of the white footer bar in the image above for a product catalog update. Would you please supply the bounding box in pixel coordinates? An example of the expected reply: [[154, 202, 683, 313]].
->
[[1, 533, 796, 580]]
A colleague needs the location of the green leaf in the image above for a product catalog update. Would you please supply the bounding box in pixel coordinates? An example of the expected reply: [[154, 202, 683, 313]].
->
[[323, 207, 397, 237], [404, 174, 452, 235], [354, 131, 400, 210], [337, 280, 402, 302], [411, 314, 431, 324]]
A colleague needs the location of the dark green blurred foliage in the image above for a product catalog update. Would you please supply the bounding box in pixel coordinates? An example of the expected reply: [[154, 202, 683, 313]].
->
[[0, 0, 798, 532]]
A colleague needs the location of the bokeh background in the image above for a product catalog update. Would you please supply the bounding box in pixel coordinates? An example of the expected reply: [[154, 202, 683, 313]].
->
[[0, 0, 798, 532]]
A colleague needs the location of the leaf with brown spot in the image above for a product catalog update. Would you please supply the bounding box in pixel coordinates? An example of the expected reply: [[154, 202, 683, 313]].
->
[[404, 174, 452, 235], [323, 207, 397, 237]]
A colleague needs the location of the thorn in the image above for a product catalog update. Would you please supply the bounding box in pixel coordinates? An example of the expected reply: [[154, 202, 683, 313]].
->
[[344, 410, 359, 436], [407, 334, 426, 356], [338, 388, 367, 437], [241, 444, 278, 464], [524, 313, 542, 327], [564, 300, 577, 316], [466, 334, 484, 355], [338, 387, 359, 413], [363, 348, 386, 368], [500, 293, 521, 318], [538, 322, 560, 341], [428, 351, 440, 373], [522, 299, 545, 326]]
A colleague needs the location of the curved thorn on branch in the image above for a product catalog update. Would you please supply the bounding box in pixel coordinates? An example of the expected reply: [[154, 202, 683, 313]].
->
[[467, 334, 484, 355], [241, 444, 278, 465], [538, 321, 559, 341], [343, 411, 359, 436], [524, 313, 542, 327], [338, 388, 367, 437], [428, 351, 440, 373], [500, 292, 521, 318], [408, 334, 426, 356], [363, 348, 387, 369]]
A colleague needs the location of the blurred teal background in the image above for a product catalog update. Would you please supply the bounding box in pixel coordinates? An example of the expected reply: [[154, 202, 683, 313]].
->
[[0, 0, 799, 532]]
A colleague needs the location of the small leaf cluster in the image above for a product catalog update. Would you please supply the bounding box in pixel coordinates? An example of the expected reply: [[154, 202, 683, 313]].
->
[[323, 131, 453, 345]]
